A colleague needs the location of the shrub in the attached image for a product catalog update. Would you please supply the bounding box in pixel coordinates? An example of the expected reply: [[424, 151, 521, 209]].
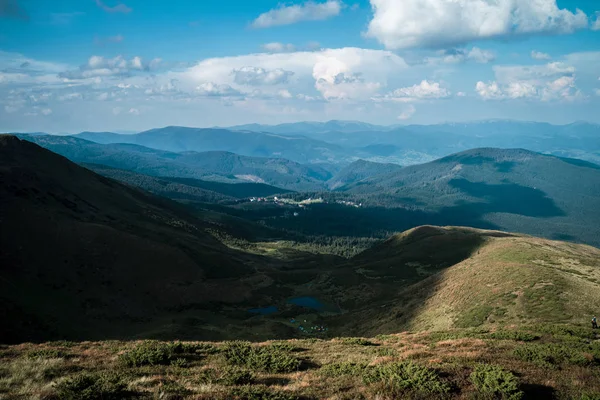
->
[[339, 337, 375, 346], [488, 331, 539, 342], [119, 341, 175, 367], [197, 367, 255, 386], [470, 364, 523, 400], [221, 342, 300, 373], [530, 324, 593, 341], [513, 343, 598, 368], [362, 361, 450, 394], [229, 385, 298, 400], [54, 372, 128, 400], [220, 367, 255, 386], [26, 349, 66, 359], [319, 362, 368, 378], [376, 347, 398, 357], [170, 358, 188, 368]]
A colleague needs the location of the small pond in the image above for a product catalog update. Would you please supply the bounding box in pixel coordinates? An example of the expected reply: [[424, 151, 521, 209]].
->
[[248, 306, 278, 315], [287, 296, 325, 311]]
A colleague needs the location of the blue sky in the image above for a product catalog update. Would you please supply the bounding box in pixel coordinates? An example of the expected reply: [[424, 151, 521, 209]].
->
[[0, 0, 599, 132]]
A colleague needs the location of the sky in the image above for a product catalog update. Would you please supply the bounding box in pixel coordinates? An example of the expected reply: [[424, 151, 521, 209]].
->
[[0, 0, 599, 133]]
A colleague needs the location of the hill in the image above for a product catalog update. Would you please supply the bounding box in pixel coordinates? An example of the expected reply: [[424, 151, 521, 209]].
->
[[0, 135, 271, 342], [75, 126, 350, 164], [338, 148, 600, 247], [20, 135, 331, 191], [2, 225, 600, 399], [328, 159, 403, 190], [87, 164, 291, 202]]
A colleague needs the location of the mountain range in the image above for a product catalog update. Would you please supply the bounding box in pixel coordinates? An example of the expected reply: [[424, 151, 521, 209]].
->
[[2, 134, 600, 345]]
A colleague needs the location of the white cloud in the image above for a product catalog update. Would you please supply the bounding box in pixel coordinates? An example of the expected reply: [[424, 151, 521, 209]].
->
[[278, 89, 293, 99], [128, 108, 139, 115], [476, 61, 583, 102], [195, 82, 241, 97], [95, 0, 132, 14], [262, 43, 296, 53], [366, 0, 589, 49], [60, 55, 161, 79], [232, 67, 295, 86], [531, 51, 551, 60], [398, 104, 416, 120], [180, 47, 408, 102], [41, 108, 53, 116], [593, 12, 600, 30], [476, 81, 505, 100], [467, 47, 496, 64], [457, 92, 467, 97], [426, 47, 495, 65], [375, 80, 451, 102], [252, 0, 342, 28]]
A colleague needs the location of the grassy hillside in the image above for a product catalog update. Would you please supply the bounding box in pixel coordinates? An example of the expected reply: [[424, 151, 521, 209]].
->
[[20, 135, 331, 191], [327, 160, 402, 190]]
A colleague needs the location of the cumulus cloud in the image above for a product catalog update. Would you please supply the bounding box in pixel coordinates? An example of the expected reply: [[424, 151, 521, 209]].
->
[[531, 51, 551, 60], [375, 80, 451, 102], [95, 0, 132, 14], [366, 0, 589, 49], [60, 55, 161, 79], [262, 43, 296, 53], [180, 47, 407, 102], [196, 82, 241, 97], [476, 61, 582, 102], [233, 67, 295, 86], [593, 12, 600, 30], [425, 47, 495, 65], [252, 0, 342, 28], [398, 104, 416, 120]]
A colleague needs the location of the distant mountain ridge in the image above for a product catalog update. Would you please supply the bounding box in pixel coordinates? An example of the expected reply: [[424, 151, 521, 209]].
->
[[20, 135, 334, 191]]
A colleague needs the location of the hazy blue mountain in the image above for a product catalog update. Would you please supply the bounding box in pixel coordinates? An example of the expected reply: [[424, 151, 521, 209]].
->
[[225, 120, 600, 165], [74, 126, 351, 164], [21, 135, 333, 191], [227, 120, 388, 134]]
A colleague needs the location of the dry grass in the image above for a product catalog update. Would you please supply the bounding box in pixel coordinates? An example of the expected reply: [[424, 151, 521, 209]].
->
[[1, 326, 599, 400]]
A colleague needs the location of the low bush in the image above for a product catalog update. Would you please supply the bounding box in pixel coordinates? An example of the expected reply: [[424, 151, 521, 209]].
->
[[54, 372, 129, 400], [119, 341, 174, 367], [221, 342, 300, 373], [362, 361, 450, 394], [197, 367, 255, 386], [469, 364, 523, 400], [26, 349, 66, 359], [513, 343, 598, 368], [319, 362, 368, 378], [488, 331, 539, 342], [376, 347, 398, 357]]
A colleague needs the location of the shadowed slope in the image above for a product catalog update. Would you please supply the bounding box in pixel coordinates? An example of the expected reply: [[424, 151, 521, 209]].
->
[[0, 135, 258, 342]]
